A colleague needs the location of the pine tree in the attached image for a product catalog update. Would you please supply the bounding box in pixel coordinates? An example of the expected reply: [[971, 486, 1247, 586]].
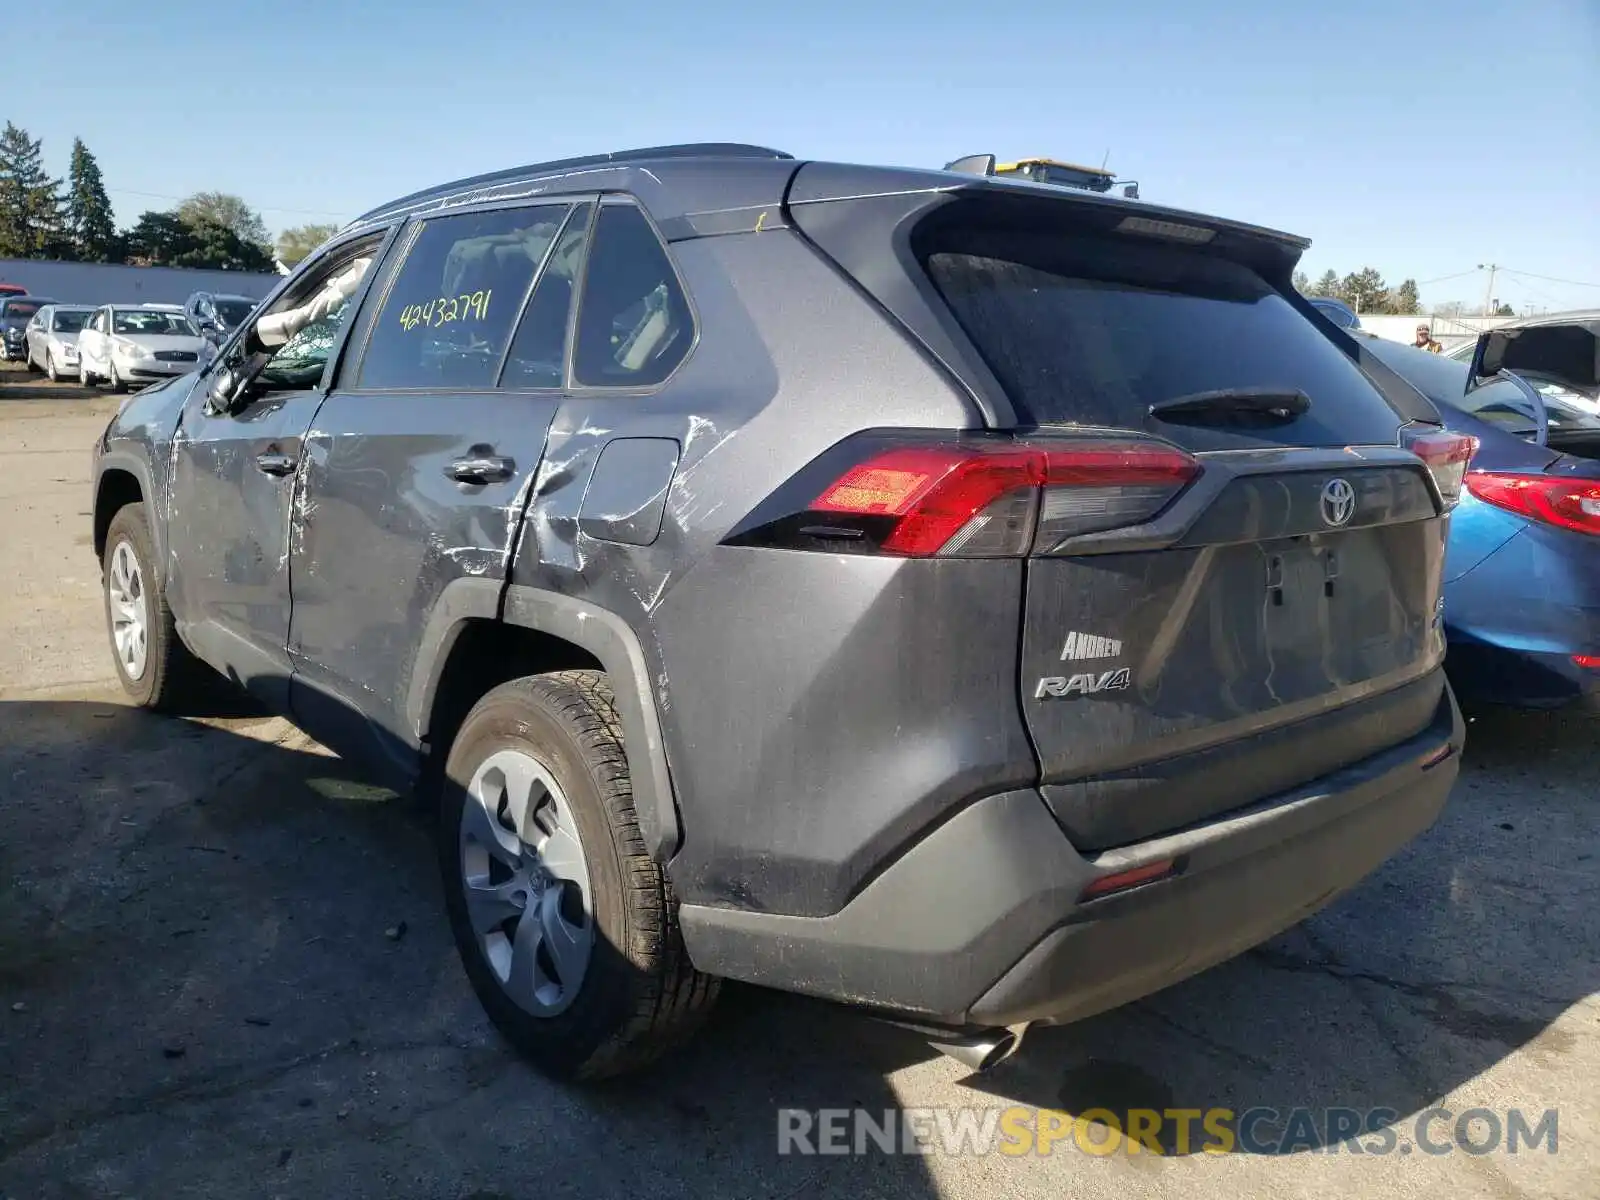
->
[[67, 138, 117, 262], [1393, 279, 1421, 315], [1310, 270, 1340, 298], [0, 122, 67, 259]]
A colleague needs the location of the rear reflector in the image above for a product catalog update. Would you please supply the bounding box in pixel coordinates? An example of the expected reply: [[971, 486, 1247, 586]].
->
[[1080, 858, 1178, 901], [1402, 428, 1478, 508], [778, 437, 1201, 558], [1464, 472, 1600, 536]]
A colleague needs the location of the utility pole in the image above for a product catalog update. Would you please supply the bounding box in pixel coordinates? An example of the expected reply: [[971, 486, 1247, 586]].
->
[[1478, 263, 1498, 316]]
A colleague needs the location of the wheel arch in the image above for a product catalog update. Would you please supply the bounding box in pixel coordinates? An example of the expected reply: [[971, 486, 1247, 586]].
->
[[409, 579, 683, 864], [93, 462, 150, 562]]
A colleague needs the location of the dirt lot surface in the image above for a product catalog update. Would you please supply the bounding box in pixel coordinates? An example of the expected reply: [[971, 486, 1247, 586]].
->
[[2, 362, 1597, 1199]]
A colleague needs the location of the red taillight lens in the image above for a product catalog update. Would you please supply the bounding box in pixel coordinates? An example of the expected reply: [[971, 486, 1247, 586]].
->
[[810, 440, 1199, 557], [1080, 858, 1178, 901], [1464, 472, 1600, 536], [1402, 429, 1478, 508], [1573, 655, 1600, 670]]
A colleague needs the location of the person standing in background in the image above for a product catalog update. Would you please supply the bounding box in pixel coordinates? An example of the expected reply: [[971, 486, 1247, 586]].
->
[[1414, 322, 1443, 353]]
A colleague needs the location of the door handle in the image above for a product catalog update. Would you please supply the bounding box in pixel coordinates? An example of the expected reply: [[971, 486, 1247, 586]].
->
[[255, 451, 297, 477], [445, 454, 514, 484]]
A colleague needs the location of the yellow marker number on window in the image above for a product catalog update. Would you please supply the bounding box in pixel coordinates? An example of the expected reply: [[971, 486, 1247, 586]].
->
[[399, 290, 491, 332]]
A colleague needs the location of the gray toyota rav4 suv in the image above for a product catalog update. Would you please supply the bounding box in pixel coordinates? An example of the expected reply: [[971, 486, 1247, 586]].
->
[[91, 143, 1471, 1079]]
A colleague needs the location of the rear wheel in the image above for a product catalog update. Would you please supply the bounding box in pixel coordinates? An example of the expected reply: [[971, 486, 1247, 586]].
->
[[45, 350, 60, 382], [102, 505, 208, 710], [81, 359, 98, 387], [439, 671, 718, 1079], [107, 360, 126, 393]]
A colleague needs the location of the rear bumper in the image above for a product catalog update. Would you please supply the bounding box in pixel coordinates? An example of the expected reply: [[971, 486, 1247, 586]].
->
[[679, 687, 1463, 1026]]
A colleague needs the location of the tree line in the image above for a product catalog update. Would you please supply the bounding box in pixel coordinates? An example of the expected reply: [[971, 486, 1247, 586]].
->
[[0, 121, 339, 272], [1292, 267, 1515, 318]]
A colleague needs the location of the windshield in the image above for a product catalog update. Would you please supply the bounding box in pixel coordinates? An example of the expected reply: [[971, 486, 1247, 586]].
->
[[913, 213, 1410, 451], [51, 310, 89, 333], [214, 299, 255, 325], [113, 310, 198, 337], [3, 301, 44, 320]]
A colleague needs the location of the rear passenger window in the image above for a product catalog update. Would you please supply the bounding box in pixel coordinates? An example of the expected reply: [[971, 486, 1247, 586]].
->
[[356, 204, 571, 390], [572, 203, 692, 388], [499, 204, 591, 389]]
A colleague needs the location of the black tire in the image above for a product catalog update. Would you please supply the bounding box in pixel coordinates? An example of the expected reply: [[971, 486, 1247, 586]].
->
[[101, 504, 209, 710], [45, 351, 59, 383], [24, 348, 39, 373], [81, 362, 97, 387], [439, 670, 718, 1080], [107, 361, 127, 393]]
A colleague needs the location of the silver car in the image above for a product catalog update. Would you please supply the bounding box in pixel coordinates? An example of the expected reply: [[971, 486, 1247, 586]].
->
[[24, 304, 93, 381], [77, 303, 213, 392]]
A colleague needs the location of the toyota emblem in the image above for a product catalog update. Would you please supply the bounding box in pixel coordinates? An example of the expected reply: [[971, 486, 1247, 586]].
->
[[1320, 477, 1356, 527]]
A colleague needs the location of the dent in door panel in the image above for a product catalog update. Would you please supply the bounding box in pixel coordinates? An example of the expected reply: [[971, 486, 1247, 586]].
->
[[578, 438, 681, 546]]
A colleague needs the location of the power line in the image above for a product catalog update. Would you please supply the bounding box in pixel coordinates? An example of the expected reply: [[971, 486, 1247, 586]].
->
[[1416, 268, 1480, 287], [1493, 267, 1600, 290], [1498, 270, 1583, 311], [105, 186, 349, 220]]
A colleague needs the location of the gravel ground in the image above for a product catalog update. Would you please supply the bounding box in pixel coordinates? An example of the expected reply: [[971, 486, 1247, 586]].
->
[[2, 363, 1596, 1199]]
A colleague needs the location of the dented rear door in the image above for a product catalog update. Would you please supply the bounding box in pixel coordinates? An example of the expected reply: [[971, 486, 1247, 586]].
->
[[284, 202, 585, 769]]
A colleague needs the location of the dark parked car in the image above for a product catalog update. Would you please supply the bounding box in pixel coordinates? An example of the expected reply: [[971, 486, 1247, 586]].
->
[[183, 291, 260, 341], [90, 142, 1470, 1080], [1309, 296, 1362, 330], [1360, 327, 1600, 708], [1, 295, 56, 361]]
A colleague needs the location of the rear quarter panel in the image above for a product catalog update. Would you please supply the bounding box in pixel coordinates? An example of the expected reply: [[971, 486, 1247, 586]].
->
[[509, 227, 1036, 916]]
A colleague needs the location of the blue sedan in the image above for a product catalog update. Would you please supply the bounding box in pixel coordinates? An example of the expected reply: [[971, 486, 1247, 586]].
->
[[1361, 329, 1600, 709]]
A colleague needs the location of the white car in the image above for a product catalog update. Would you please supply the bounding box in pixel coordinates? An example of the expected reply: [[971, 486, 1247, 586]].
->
[[24, 304, 93, 381], [78, 304, 214, 392]]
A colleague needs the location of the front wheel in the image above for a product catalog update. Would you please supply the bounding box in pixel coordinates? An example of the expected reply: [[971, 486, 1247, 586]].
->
[[102, 505, 208, 709], [439, 671, 718, 1080]]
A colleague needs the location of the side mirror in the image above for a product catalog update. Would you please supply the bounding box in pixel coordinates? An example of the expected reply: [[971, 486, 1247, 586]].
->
[[1122, 183, 1140, 199], [205, 367, 239, 414]]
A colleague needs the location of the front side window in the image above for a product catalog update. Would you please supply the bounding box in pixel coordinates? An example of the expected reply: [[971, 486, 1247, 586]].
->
[[357, 205, 571, 391], [572, 203, 692, 387], [245, 238, 384, 391]]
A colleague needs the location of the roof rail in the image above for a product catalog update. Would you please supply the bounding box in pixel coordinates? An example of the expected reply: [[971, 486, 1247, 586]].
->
[[351, 142, 794, 227]]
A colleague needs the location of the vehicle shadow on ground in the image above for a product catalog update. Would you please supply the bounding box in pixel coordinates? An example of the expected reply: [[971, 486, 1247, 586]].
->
[[0, 699, 1593, 1197]]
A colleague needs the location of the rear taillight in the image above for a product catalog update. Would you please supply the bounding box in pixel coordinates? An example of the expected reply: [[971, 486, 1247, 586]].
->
[[1401, 428, 1478, 508], [1464, 472, 1600, 536], [726, 434, 1201, 558]]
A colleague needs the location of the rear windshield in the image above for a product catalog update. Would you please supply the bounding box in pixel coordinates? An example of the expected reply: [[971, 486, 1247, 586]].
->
[[214, 299, 255, 325], [3, 301, 44, 319], [916, 224, 1408, 447]]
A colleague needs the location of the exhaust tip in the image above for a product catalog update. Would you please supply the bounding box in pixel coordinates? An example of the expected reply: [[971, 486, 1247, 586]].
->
[[927, 1026, 1025, 1073]]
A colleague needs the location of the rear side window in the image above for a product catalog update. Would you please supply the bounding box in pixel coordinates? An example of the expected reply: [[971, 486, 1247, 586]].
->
[[917, 224, 1407, 446], [356, 204, 571, 390], [500, 204, 591, 389], [572, 203, 692, 388]]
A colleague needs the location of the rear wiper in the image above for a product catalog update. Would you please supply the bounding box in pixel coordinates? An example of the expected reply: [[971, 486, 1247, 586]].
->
[[1149, 387, 1310, 424]]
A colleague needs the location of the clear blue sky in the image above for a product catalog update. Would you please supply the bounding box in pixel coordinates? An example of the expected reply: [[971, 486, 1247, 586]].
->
[[12, 0, 1599, 312]]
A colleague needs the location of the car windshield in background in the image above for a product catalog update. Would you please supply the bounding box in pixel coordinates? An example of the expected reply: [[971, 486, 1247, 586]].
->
[[914, 221, 1401, 444], [3, 301, 44, 320], [113, 311, 197, 337], [1361, 335, 1600, 434], [51, 311, 89, 333], [214, 299, 255, 325]]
